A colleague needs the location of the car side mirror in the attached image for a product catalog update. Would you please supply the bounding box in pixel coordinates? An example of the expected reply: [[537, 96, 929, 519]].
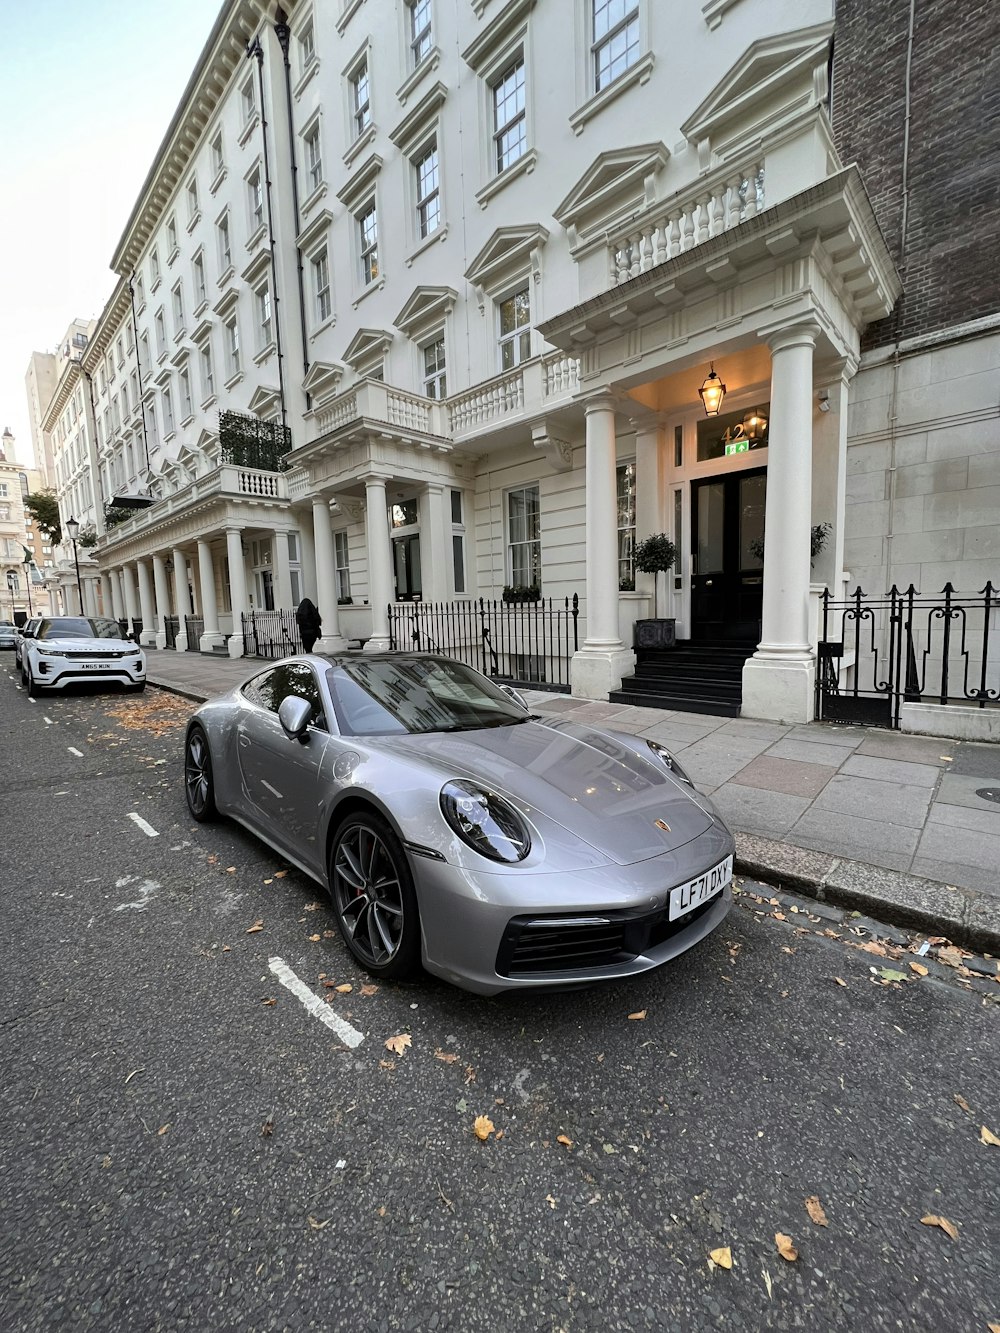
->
[[500, 684, 529, 712], [278, 694, 313, 741]]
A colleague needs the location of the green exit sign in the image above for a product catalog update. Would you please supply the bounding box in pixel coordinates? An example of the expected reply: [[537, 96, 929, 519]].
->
[[725, 439, 750, 455]]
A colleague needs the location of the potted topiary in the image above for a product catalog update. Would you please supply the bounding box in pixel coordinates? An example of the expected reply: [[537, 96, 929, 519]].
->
[[632, 533, 678, 650]]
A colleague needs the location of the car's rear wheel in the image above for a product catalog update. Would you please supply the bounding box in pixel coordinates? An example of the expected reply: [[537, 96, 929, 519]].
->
[[328, 813, 420, 979], [184, 726, 218, 822]]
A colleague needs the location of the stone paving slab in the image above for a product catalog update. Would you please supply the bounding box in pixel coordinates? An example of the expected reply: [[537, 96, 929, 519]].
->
[[766, 737, 854, 767], [856, 733, 958, 765], [948, 743, 1000, 777], [811, 772, 934, 829], [787, 807, 920, 872], [840, 752, 942, 789], [935, 772, 1000, 809], [730, 754, 836, 798]]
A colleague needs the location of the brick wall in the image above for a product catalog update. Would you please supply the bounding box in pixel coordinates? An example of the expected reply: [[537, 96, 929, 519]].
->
[[831, 0, 1000, 348]]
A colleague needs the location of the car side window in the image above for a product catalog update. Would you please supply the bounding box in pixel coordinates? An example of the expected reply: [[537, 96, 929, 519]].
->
[[242, 663, 326, 729]]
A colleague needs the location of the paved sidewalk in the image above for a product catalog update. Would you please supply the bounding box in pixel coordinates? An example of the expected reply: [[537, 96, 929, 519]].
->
[[144, 648, 1000, 953]]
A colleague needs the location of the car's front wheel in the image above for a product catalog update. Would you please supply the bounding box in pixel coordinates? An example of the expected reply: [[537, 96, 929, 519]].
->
[[184, 726, 218, 822], [25, 663, 43, 697], [328, 813, 420, 980]]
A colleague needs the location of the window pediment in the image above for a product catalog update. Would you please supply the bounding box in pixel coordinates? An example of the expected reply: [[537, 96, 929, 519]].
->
[[302, 360, 345, 405], [241, 249, 272, 287], [465, 223, 548, 294], [680, 21, 834, 158], [336, 153, 382, 214], [389, 81, 448, 155], [296, 208, 334, 255], [247, 385, 282, 420], [462, 0, 535, 72], [394, 285, 458, 338], [342, 327, 393, 370], [212, 287, 240, 319], [554, 142, 669, 246]]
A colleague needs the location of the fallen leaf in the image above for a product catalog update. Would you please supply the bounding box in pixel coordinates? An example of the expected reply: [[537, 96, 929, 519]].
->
[[304, 901, 322, 911], [308, 933, 321, 942], [937, 945, 964, 968], [246, 920, 264, 934], [774, 1233, 798, 1262], [335, 983, 353, 994], [773, 911, 786, 921], [306, 1215, 330, 1230], [545, 1193, 557, 1209], [384, 1033, 412, 1056], [226, 867, 236, 874], [261, 1120, 274, 1137], [762, 1268, 773, 1299], [981, 1125, 1000, 1147], [954, 1094, 972, 1113], [102, 1155, 112, 1168], [709, 1247, 733, 1269], [473, 1115, 495, 1141], [920, 1214, 959, 1240], [260, 997, 277, 1006], [157, 1124, 170, 1136], [909, 961, 929, 977], [879, 967, 908, 983], [361, 984, 379, 996], [987, 1324, 1000, 1333], [860, 941, 888, 957], [805, 1196, 828, 1227], [435, 1049, 459, 1063], [379, 1059, 395, 1070], [834, 977, 848, 987], [628, 1010, 647, 1021], [557, 1135, 574, 1149], [274, 870, 288, 878], [263, 878, 273, 885], [495, 1129, 505, 1140]]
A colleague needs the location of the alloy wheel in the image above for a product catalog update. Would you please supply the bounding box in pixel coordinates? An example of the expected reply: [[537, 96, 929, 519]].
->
[[185, 728, 216, 820], [332, 823, 406, 968]]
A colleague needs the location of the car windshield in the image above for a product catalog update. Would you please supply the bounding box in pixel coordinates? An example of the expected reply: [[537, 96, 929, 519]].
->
[[37, 617, 123, 640], [327, 657, 531, 736]]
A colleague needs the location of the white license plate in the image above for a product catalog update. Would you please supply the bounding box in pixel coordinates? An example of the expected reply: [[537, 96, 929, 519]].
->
[[669, 854, 733, 921], [77, 662, 109, 670]]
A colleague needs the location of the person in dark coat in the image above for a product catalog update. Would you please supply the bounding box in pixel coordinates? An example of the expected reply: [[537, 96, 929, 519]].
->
[[296, 597, 322, 653]]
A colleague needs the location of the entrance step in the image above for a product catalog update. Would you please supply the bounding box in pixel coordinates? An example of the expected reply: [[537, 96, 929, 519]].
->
[[609, 688, 741, 718], [611, 638, 754, 715]]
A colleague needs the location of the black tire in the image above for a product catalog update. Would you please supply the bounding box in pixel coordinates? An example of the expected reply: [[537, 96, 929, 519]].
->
[[128, 681, 147, 694], [184, 725, 218, 822], [25, 664, 43, 698], [328, 812, 420, 980]]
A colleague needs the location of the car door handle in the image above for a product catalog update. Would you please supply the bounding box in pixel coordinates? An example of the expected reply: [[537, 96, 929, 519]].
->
[[238, 732, 250, 749]]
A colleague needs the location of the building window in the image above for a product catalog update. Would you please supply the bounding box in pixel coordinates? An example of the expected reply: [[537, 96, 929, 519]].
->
[[211, 131, 224, 177], [617, 461, 636, 589], [193, 251, 206, 305], [414, 143, 440, 238], [351, 60, 371, 137], [172, 282, 185, 333], [334, 530, 351, 601], [498, 286, 530, 370], [359, 203, 379, 285], [200, 342, 215, 399], [507, 484, 540, 590], [422, 338, 446, 398], [179, 366, 193, 419], [187, 177, 199, 221], [139, 333, 151, 377], [162, 385, 175, 436], [304, 123, 323, 194], [257, 283, 273, 349], [408, 0, 432, 66], [217, 213, 232, 272], [451, 489, 465, 594], [491, 56, 526, 174], [299, 18, 315, 68], [225, 316, 241, 378], [248, 169, 264, 233], [167, 216, 178, 256], [150, 248, 161, 286], [312, 249, 332, 323], [116, 336, 124, 367], [241, 76, 256, 125], [134, 274, 145, 308], [154, 309, 166, 358], [593, 0, 639, 92]]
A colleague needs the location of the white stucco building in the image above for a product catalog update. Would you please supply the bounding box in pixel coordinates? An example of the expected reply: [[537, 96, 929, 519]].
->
[[27, 0, 998, 728]]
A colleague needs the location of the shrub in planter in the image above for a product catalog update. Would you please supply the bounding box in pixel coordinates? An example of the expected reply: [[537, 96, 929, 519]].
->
[[749, 523, 830, 566], [502, 584, 540, 603], [634, 533, 677, 619]]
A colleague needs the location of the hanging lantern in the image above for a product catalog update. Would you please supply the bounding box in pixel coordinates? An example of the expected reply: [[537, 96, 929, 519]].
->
[[742, 407, 767, 441], [698, 364, 726, 417]]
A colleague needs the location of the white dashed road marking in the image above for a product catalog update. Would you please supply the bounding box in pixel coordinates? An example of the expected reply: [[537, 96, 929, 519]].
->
[[268, 956, 365, 1049], [68, 746, 84, 757], [127, 812, 159, 838]]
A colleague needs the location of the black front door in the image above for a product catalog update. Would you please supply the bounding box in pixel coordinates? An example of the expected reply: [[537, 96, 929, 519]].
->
[[690, 468, 766, 643]]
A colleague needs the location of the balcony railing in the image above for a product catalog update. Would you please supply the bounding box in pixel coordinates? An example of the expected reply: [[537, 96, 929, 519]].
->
[[608, 159, 765, 287], [99, 463, 290, 544]]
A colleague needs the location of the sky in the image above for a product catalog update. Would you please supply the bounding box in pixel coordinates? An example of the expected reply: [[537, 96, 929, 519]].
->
[[0, 0, 224, 469]]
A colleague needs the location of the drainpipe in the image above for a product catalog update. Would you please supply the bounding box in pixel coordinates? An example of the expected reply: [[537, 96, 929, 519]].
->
[[273, 5, 311, 412], [247, 31, 289, 431]]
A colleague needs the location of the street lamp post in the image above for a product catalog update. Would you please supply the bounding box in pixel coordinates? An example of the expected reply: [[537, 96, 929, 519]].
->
[[65, 516, 84, 615], [22, 552, 33, 617]]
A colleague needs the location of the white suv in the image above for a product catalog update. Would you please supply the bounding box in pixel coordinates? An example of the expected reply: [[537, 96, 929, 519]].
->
[[20, 616, 146, 696]]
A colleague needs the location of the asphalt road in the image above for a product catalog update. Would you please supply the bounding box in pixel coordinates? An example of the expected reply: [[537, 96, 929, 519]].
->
[[1, 665, 998, 1332]]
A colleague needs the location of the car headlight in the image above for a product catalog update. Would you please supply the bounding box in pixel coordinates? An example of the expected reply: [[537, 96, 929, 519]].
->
[[35, 645, 62, 657], [646, 739, 693, 786], [440, 780, 530, 863]]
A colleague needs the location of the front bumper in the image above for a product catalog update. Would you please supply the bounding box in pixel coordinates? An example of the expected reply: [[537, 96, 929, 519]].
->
[[413, 821, 734, 994], [32, 659, 146, 689]]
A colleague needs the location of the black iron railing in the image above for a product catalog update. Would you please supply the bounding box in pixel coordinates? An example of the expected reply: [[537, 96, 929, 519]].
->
[[388, 595, 580, 691], [818, 582, 999, 728], [131, 617, 143, 641], [242, 608, 302, 659]]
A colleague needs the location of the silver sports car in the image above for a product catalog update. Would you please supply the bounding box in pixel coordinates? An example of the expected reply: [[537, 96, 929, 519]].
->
[[184, 653, 734, 994]]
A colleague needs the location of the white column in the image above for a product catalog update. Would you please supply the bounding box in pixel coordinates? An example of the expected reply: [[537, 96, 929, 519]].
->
[[571, 394, 634, 698], [312, 497, 348, 652], [296, 510, 318, 603], [418, 482, 449, 601], [171, 547, 192, 651], [137, 559, 156, 646], [152, 555, 171, 650], [362, 474, 394, 653], [121, 564, 139, 629], [272, 528, 293, 609], [110, 570, 125, 621], [225, 528, 250, 658], [197, 540, 223, 652], [742, 323, 818, 723], [99, 572, 114, 619], [83, 577, 100, 617]]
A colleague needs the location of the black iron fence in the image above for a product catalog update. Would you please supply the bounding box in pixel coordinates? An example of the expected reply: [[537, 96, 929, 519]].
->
[[117, 617, 144, 642], [817, 583, 999, 729], [388, 596, 580, 691], [242, 608, 302, 659]]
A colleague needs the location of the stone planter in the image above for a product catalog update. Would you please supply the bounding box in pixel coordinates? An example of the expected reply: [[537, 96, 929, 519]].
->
[[634, 618, 676, 650]]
